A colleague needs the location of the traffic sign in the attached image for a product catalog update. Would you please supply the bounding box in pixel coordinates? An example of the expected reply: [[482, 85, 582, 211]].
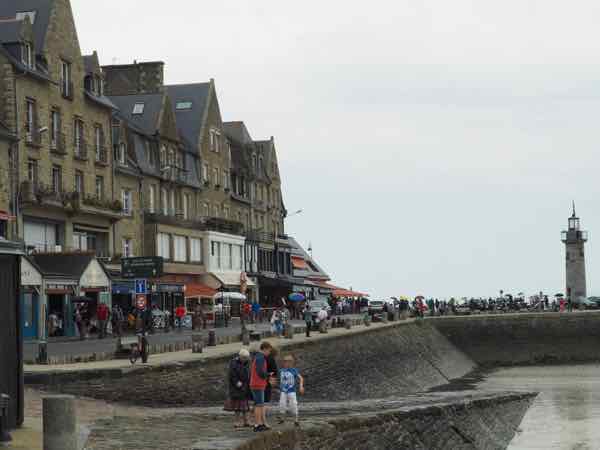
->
[[135, 294, 147, 310], [135, 279, 147, 295], [122, 257, 163, 279]]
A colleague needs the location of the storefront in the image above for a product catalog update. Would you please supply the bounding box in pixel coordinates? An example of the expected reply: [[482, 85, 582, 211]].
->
[[30, 254, 112, 338], [202, 272, 256, 317], [21, 257, 43, 340]]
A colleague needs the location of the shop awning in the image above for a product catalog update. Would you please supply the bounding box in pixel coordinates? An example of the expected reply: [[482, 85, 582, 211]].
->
[[316, 281, 368, 298], [291, 256, 309, 270], [211, 272, 256, 288], [185, 283, 217, 299]]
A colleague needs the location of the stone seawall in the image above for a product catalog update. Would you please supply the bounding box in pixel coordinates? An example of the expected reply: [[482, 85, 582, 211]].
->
[[234, 392, 536, 450], [28, 321, 476, 407], [430, 312, 600, 367]]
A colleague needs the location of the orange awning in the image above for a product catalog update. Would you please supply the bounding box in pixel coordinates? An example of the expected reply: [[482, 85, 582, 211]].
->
[[291, 256, 309, 270], [185, 283, 217, 299], [316, 281, 368, 298]]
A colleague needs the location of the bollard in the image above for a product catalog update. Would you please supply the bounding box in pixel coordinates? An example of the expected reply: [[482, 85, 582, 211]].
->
[[285, 323, 295, 339], [192, 333, 204, 353], [242, 329, 250, 346], [382, 313, 388, 323], [0, 394, 11, 445], [319, 321, 328, 334], [208, 329, 217, 347], [345, 319, 352, 330], [43, 395, 77, 450], [37, 340, 48, 365], [364, 316, 372, 327]]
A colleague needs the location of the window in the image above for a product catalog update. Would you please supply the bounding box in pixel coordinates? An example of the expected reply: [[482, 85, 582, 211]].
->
[[213, 204, 220, 218], [173, 236, 187, 262], [60, 60, 72, 98], [27, 159, 38, 184], [161, 188, 168, 215], [183, 194, 190, 220], [223, 207, 229, 219], [74, 171, 84, 194], [223, 170, 230, 190], [94, 125, 104, 162], [132, 103, 145, 115], [211, 241, 221, 268], [16, 11, 37, 23], [202, 203, 209, 217], [121, 189, 132, 216], [258, 156, 263, 173], [176, 101, 193, 110], [190, 238, 202, 262], [202, 164, 209, 182], [160, 146, 167, 168], [73, 119, 84, 156], [252, 154, 257, 171], [22, 42, 32, 67], [95, 176, 104, 199], [213, 168, 219, 186], [51, 166, 62, 193], [225, 243, 233, 269], [169, 190, 176, 216], [157, 233, 170, 260], [149, 185, 157, 213], [73, 232, 87, 251], [117, 142, 126, 165], [25, 99, 35, 135], [50, 110, 60, 148], [122, 238, 133, 258]]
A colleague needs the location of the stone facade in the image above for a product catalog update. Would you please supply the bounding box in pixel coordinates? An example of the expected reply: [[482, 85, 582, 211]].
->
[[0, 0, 119, 255]]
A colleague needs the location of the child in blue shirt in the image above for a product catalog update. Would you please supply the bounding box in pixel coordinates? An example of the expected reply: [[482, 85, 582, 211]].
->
[[278, 354, 304, 426]]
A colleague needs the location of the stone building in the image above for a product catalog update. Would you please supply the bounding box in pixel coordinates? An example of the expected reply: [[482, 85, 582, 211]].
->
[[0, 0, 119, 256], [0, 121, 16, 239]]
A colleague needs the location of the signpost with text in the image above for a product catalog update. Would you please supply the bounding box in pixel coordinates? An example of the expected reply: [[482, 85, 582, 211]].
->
[[121, 257, 163, 279]]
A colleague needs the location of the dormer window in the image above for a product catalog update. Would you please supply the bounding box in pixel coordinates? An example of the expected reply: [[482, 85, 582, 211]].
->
[[117, 142, 127, 166], [132, 103, 145, 115], [209, 129, 221, 152], [22, 42, 33, 68], [16, 11, 37, 24], [176, 101, 192, 110], [60, 60, 72, 99]]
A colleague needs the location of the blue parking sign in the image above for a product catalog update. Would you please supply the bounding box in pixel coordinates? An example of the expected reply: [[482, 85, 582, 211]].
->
[[135, 279, 147, 295]]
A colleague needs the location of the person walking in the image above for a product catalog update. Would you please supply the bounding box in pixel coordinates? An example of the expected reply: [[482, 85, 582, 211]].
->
[[111, 304, 124, 337], [227, 349, 252, 428], [250, 341, 274, 432], [175, 304, 186, 331], [96, 302, 110, 339], [303, 304, 313, 338], [252, 301, 261, 323], [278, 354, 305, 426]]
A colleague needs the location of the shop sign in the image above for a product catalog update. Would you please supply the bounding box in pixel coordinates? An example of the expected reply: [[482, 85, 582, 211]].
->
[[122, 257, 164, 279], [45, 283, 75, 294]]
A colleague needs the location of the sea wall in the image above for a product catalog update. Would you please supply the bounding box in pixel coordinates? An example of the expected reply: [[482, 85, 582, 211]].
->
[[27, 321, 476, 407], [235, 393, 536, 450], [430, 312, 600, 367]]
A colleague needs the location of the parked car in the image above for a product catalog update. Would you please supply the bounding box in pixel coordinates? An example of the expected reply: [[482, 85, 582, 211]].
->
[[368, 300, 385, 316], [580, 297, 600, 310], [309, 300, 331, 321], [454, 302, 471, 315]]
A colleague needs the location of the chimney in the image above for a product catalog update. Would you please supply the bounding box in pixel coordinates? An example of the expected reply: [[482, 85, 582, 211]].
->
[[102, 60, 165, 96]]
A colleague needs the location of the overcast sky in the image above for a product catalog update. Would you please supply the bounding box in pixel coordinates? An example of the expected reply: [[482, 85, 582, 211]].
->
[[73, 0, 600, 299]]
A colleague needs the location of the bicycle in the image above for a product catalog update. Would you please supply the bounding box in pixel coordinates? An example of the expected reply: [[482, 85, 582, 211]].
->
[[129, 332, 149, 365]]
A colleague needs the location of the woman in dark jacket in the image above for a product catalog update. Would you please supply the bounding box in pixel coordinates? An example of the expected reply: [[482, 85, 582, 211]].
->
[[227, 349, 251, 428]]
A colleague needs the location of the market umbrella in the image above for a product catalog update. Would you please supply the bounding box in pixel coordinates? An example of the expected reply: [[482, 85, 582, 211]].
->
[[288, 293, 305, 302], [555, 293, 565, 298]]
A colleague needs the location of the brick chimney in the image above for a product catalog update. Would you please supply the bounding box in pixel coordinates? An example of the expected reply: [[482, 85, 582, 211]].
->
[[102, 60, 165, 96]]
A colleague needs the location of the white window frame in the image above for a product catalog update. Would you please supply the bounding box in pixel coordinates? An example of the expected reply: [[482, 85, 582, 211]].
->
[[60, 60, 71, 97], [22, 42, 32, 67], [149, 185, 156, 214], [161, 188, 168, 215], [132, 102, 145, 115], [157, 233, 171, 260], [121, 189, 132, 216], [122, 238, 133, 258], [173, 235, 187, 262], [183, 194, 190, 220], [190, 238, 202, 263], [118, 142, 126, 165], [74, 171, 83, 194], [202, 164, 209, 182]]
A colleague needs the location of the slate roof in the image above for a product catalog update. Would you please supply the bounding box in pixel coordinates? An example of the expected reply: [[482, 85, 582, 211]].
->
[[166, 83, 211, 153], [109, 93, 164, 136], [31, 253, 104, 279], [0, 19, 22, 43], [287, 236, 330, 280], [0, 0, 52, 51], [82, 54, 97, 74], [223, 121, 253, 145]]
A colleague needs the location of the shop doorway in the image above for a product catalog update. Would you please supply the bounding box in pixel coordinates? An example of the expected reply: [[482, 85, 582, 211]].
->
[[48, 294, 66, 337]]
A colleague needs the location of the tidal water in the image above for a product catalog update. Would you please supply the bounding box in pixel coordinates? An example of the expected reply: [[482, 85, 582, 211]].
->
[[477, 364, 600, 450]]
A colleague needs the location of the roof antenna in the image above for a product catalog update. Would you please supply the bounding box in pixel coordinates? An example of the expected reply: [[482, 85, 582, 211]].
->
[[572, 200, 577, 218]]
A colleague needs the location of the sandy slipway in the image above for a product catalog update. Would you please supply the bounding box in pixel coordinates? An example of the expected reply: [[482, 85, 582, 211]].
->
[[24, 311, 600, 449]]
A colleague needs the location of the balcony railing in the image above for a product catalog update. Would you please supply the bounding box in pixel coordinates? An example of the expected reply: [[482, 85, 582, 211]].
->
[[50, 132, 67, 154], [25, 244, 110, 258], [95, 146, 108, 165], [74, 140, 88, 160], [144, 212, 244, 236], [25, 127, 42, 147]]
